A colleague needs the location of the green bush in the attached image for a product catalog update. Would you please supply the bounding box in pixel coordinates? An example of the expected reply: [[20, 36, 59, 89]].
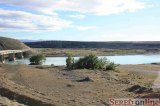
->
[[66, 54, 117, 71], [105, 62, 117, 71], [74, 54, 107, 69], [66, 54, 74, 69], [30, 54, 46, 65]]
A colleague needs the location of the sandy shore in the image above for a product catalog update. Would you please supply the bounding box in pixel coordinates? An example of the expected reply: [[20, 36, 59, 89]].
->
[[0, 64, 159, 106]]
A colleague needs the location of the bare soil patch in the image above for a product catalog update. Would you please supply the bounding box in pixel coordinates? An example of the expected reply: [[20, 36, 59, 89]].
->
[[0, 64, 159, 106]]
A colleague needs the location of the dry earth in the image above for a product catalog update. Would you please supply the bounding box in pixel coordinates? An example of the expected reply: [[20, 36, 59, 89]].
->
[[0, 64, 159, 106]]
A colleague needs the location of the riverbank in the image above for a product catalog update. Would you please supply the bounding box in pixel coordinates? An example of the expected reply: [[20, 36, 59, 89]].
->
[[0, 64, 159, 105], [34, 48, 160, 57]]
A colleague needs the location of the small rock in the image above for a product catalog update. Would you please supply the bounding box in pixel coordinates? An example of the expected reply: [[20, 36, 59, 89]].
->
[[126, 85, 153, 94], [127, 85, 141, 92], [66, 84, 75, 87], [76, 77, 93, 82]]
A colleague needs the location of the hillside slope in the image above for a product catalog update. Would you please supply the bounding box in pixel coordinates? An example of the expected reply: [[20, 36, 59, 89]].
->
[[0, 37, 30, 50], [25, 40, 160, 49]]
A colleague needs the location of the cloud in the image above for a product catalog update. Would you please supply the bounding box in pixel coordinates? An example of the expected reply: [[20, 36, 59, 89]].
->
[[0, 0, 147, 15], [0, 9, 72, 30], [68, 14, 86, 19], [0, 0, 147, 31]]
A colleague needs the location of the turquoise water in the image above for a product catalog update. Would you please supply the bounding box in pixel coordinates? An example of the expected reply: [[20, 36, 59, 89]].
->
[[6, 54, 160, 65]]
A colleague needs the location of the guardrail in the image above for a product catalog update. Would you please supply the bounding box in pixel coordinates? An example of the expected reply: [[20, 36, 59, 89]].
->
[[0, 49, 30, 55]]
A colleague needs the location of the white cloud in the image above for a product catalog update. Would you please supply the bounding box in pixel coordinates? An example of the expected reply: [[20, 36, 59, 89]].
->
[[0, 0, 147, 15], [0, 9, 72, 30], [0, 0, 147, 31], [68, 14, 86, 19]]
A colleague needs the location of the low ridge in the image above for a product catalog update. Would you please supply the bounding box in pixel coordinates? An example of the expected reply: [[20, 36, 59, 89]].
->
[[0, 37, 30, 50]]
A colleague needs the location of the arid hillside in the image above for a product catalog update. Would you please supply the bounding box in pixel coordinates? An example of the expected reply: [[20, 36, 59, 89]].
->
[[0, 37, 30, 50]]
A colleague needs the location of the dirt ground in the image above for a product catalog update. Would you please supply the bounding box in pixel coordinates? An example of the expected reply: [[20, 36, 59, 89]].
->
[[0, 64, 159, 106]]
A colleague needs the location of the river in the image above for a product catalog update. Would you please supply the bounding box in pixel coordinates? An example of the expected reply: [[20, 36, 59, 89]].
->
[[5, 54, 160, 66]]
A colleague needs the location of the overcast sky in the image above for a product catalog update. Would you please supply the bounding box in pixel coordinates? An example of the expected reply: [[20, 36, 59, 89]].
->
[[0, 0, 160, 41]]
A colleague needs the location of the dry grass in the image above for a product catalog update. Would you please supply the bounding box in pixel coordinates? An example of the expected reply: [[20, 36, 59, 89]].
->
[[0, 37, 30, 50], [34, 48, 149, 57]]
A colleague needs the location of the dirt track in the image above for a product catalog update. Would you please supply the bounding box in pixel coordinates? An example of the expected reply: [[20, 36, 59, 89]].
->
[[0, 64, 159, 106]]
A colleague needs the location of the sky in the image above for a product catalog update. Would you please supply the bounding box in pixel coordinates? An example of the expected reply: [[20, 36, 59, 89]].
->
[[0, 0, 160, 41]]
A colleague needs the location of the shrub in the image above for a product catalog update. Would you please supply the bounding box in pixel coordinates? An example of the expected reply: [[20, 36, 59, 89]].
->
[[66, 54, 74, 69], [51, 64, 54, 67], [66, 54, 118, 71], [74, 54, 107, 69], [105, 62, 117, 71], [30, 54, 46, 65]]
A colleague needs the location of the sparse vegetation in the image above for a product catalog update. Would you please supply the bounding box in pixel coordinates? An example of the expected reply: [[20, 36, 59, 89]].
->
[[0, 37, 30, 50], [30, 54, 46, 65], [34, 48, 150, 57]]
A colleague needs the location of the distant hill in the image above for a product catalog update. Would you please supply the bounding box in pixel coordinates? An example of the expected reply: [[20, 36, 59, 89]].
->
[[19, 39, 42, 43], [0, 37, 30, 50], [25, 40, 160, 49]]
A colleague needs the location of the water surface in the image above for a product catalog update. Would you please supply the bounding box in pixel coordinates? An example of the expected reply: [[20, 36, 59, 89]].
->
[[6, 54, 160, 66]]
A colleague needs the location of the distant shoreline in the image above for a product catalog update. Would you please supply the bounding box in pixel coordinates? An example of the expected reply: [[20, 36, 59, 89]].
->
[[33, 48, 160, 57]]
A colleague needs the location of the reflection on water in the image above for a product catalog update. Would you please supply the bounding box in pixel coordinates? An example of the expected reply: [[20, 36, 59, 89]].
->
[[6, 54, 160, 66], [6, 58, 29, 65]]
